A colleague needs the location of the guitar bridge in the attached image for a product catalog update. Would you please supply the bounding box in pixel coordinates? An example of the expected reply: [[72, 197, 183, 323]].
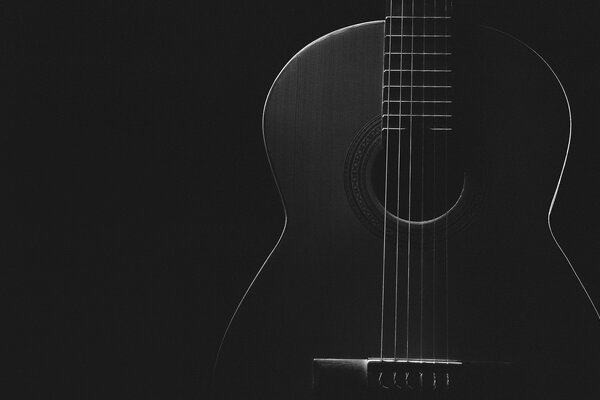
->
[[313, 358, 513, 399], [369, 358, 461, 393]]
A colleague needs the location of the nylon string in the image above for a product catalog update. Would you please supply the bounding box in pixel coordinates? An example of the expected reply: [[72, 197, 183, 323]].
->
[[432, 0, 437, 362], [393, 0, 406, 361], [444, 0, 450, 364], [380, 0, 395, 360], [405, 0, 416, 360], [419, 0, 427, 362]]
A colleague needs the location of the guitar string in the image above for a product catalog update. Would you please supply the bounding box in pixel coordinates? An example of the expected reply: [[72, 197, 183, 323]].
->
[[444, 0, 449, 364], [380, 0, 394, 360], [419, 0, 427, 362], [393, 0, 405, 361], [432, 0, 437, 362], [405, 0, 416, 360]]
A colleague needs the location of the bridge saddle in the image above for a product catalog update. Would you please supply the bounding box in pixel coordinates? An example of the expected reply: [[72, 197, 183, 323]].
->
[[313, 358, 513, 399]]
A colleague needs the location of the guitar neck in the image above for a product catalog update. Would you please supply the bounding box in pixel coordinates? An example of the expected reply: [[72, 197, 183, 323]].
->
[[386, 0, 453, 20], [382, 0, 454, 131]]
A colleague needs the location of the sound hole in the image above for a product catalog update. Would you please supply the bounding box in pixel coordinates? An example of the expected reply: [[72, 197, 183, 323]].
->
[[370, 127, 464, 223]]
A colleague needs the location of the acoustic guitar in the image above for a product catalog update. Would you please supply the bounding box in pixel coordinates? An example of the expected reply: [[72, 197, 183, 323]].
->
[[214, 1, 600, 399]]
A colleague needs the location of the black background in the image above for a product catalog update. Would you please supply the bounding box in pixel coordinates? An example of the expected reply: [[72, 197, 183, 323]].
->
[[4, 1, 600, 398]]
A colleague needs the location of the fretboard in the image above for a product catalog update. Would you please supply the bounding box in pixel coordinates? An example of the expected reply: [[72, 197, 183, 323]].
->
[[382, 0, 453, 132]]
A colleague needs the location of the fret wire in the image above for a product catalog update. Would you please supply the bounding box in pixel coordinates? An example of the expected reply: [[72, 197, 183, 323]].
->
[[384, 69, 452, 72], [384, 85, 451, 88], [381, 128, 454, 132], [385, 16, 451, 19], [386, 52, 451, 55], [383, 114, 452, 117], [383, 100, 452, 103], [386, 34, 451, 38]]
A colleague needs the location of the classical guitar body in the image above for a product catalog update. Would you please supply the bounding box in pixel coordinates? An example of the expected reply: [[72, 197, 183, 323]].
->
[[214, 8, 600, 400]]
